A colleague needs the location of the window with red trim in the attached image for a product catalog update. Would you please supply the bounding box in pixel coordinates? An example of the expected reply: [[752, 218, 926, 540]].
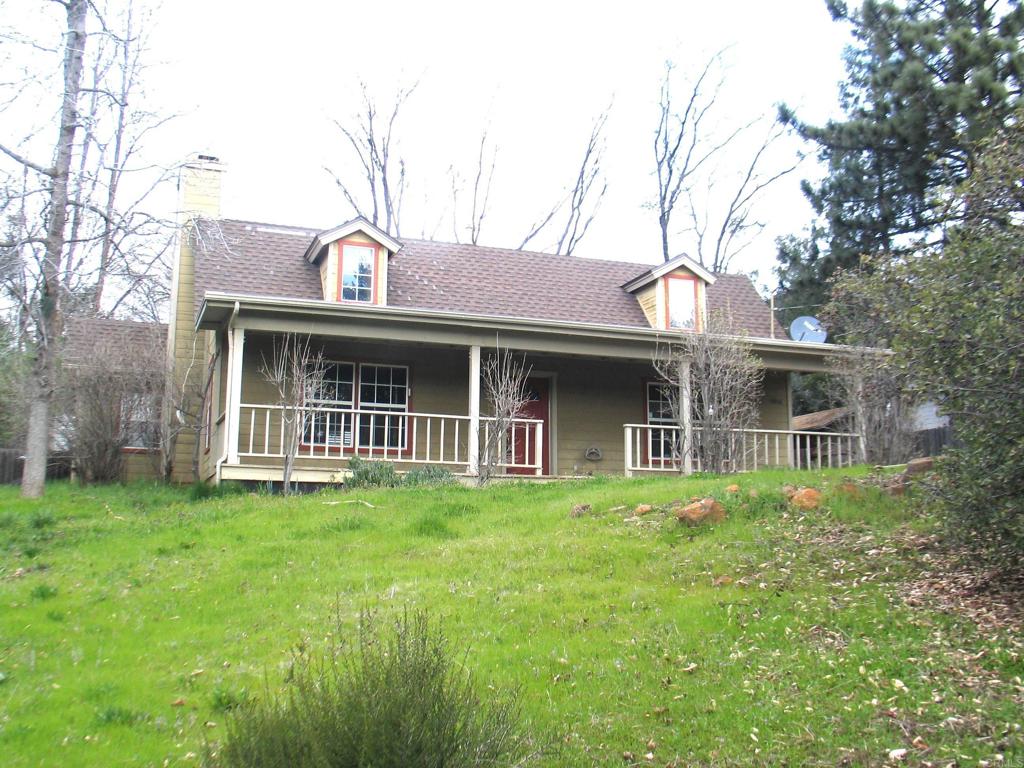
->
[[665, 274, 698, 330], [302, 361, 409, 451]]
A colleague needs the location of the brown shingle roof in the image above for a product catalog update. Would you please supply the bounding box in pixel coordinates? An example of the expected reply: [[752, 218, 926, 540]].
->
[[63, 317, 168, 369], [192, 218, 785, 338]]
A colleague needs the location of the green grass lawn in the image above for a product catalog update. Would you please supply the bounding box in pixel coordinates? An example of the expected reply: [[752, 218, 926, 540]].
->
[[1, 470, 1021, 767]]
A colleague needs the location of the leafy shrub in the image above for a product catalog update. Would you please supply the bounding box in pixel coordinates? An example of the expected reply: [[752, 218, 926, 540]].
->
[[210, 611, 531, 768], [30, 584, 58, 600], [29, 510, 56, 529], [403, 464, 456, 487], [210, 686, 249, 713], [346, 457, 401, 489]]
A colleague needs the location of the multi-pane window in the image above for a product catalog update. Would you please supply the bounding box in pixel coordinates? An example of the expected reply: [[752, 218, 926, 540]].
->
[[358, 364, 408, 449], [123, 393, 161, 449], [303, 362, 409, 451], [307, 362, 355, 447], [340, 244, 375, 302], [666, 275, 697, 330], [646, 382, 679, 460]]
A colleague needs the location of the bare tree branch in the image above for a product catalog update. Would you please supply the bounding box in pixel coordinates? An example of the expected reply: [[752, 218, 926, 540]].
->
[[326, 80, 417, 237], [519, 106, 610, 255]]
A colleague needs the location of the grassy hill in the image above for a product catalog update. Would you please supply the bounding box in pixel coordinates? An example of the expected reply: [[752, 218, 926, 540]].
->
[[0, 470, 1020, 766]]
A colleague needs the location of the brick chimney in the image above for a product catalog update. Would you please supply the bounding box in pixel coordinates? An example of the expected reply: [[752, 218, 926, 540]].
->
[[179, 153, 224, 219]]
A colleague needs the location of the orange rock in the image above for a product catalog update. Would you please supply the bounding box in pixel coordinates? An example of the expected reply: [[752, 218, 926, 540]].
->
[[724, 483, 740, 493], [634, 504, 654, 515], [712, 575, 734, 587], [789, 487, 822, 510], [905, 457, 935, 476], [836, 481, 862, 498], [172, 698, 186, 707], [675, 497, 727, 525]]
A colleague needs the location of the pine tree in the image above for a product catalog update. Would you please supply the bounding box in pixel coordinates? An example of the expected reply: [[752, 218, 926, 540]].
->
[[776, 0, 1024, 308]]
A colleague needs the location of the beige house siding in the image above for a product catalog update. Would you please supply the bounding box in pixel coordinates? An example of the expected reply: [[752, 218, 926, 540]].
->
[[758, 370, 791, 430], [636, 284, 658, 327], [219, 338, 791, 478], [122, 451, 161, 482]]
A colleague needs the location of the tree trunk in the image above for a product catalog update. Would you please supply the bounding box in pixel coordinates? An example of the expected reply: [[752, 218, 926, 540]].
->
[[21, 0, 88, 498], [21, 398, 49, 497]]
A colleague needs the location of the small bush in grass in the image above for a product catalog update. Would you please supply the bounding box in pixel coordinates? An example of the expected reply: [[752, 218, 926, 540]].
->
[[29, 510, 56, 529], [403, 465, 456, 487], [346, 457, 401, 488], [30, 584, 58, 600], [210, 610, 531, 768]]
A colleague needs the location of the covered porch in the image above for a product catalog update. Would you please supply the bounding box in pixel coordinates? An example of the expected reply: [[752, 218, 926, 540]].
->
[[197, 295, 863, 484]]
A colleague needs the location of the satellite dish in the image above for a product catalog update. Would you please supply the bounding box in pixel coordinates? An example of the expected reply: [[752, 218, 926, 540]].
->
[[790, 315, 827, 343]]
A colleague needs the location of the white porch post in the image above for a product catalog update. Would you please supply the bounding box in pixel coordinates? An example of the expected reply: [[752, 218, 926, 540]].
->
[[679, 359, 693, 475], [225, 326, 245, 466], [623, 426, 633, 478], [467, 345, 481, 475]]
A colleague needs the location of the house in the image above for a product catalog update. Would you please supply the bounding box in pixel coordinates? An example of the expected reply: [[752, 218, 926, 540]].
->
[[63, 316, 168, 482], [164, 156, 862, 486]]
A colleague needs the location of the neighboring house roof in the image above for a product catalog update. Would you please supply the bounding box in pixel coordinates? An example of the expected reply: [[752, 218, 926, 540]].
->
[[64, 317, 168, 369], [191, 218, 786, 338], [792, 407, 850, 431]]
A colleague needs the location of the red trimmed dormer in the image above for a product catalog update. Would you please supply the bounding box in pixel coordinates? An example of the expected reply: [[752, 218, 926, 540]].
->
[[303, 218, 403, 306], [621, 253, 715, 331]]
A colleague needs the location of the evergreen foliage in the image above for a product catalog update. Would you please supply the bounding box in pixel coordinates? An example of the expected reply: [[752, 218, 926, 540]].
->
[[210, 610, 531, 768], [777, 0, 1024, 309], [828, 115, 1024, 564]]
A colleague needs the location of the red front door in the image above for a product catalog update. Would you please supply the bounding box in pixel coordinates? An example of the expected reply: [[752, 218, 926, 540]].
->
[[508, 378, 550, 475]]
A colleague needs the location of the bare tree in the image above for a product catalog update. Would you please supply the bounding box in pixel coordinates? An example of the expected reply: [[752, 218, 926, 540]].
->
[[654, 312, 764, 474], [652, 56, 798, 270], [61, 323, 165, 484], [478, 344, 532, 486], [519, 108, 609, 256], [449, 130, 497, 244], [326, 81, 417, 237], [0, 1, 174, 497], [0, 0, 88, 498], [829, 350, 915, 466], [259, 335, 328, 494], [683, 120, 800, 272]]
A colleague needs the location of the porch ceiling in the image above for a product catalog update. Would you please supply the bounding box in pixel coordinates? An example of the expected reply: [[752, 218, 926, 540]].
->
[[197, 292, 868, 372]]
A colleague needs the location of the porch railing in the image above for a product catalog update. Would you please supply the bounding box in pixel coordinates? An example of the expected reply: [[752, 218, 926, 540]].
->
[[623, 423, 863, 475], [236, 404, 543, 474]]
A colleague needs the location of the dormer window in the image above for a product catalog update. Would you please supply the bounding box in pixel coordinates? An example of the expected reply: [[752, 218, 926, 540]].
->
[[665, 274, 697, 330], [304, 218, 402, 306], [340, 243, 376, 303], [621, 253, 714, 332]]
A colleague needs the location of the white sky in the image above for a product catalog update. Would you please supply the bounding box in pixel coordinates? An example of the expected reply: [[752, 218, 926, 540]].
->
[[11, 0, 853, 291]]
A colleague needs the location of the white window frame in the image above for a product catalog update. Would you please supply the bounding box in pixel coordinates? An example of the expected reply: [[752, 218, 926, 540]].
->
[[357, 363, 410, 451], [646, 381, 678, 460], [339, 243, 376, 303], [306, 360, 356, 448]]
